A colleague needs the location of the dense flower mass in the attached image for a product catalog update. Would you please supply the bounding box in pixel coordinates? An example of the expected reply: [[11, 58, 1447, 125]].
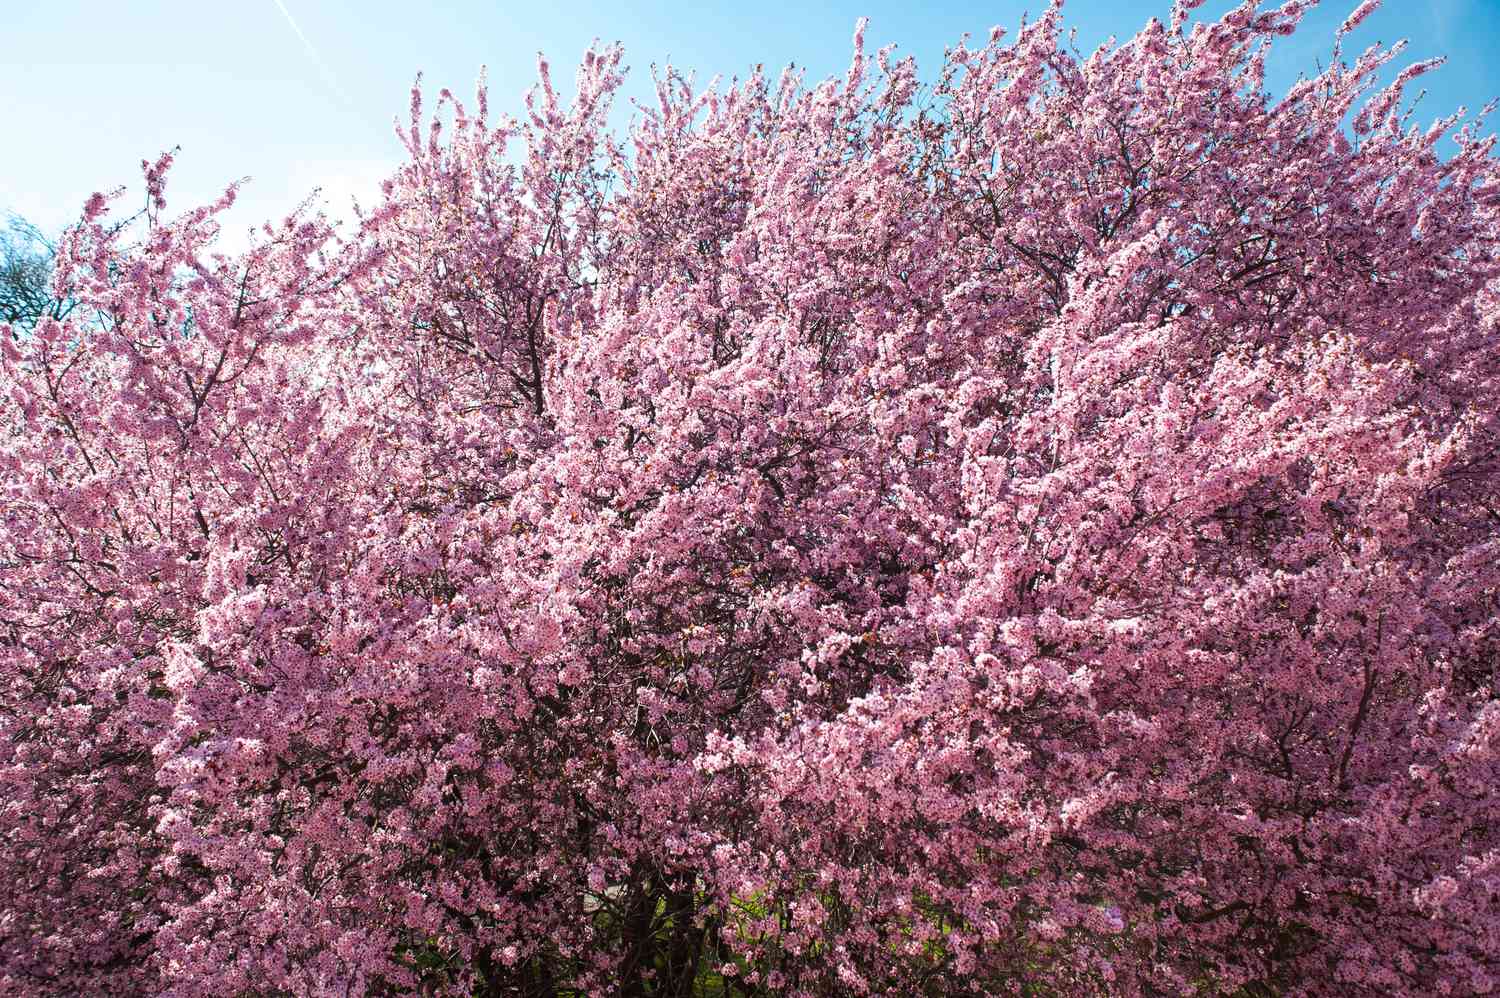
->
[[3, 0, 1500, 994]]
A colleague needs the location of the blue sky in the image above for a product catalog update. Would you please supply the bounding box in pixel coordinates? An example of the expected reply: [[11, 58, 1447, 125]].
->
[[3, 0, 1496, 249]]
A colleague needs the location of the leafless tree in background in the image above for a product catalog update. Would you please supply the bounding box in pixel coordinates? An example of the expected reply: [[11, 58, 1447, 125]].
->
[[1, 215, 73, 328]]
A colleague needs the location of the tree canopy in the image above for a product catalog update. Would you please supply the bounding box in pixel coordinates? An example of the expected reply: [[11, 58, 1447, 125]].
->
[[3, 1, 1499, 994]]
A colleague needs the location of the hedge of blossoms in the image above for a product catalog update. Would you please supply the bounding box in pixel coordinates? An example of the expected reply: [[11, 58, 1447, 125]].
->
[[4, 0, 1500, 994]]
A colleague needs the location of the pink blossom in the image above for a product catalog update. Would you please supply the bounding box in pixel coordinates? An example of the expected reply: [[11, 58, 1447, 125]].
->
[[4, 2, 1500, 995]]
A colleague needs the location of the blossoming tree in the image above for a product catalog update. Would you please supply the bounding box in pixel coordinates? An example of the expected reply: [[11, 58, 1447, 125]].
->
[[3, 0, 1499, 994]]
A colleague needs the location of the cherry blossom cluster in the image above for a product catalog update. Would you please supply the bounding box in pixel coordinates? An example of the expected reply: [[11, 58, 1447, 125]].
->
[[3, 1, 1499, 994]]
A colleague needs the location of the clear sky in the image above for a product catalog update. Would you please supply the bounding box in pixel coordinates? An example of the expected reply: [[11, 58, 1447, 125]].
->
[[4, 0, 1496, 249]]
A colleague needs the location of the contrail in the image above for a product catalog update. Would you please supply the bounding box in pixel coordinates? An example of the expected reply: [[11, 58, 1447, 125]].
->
[[270, 0, 351, 104]]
